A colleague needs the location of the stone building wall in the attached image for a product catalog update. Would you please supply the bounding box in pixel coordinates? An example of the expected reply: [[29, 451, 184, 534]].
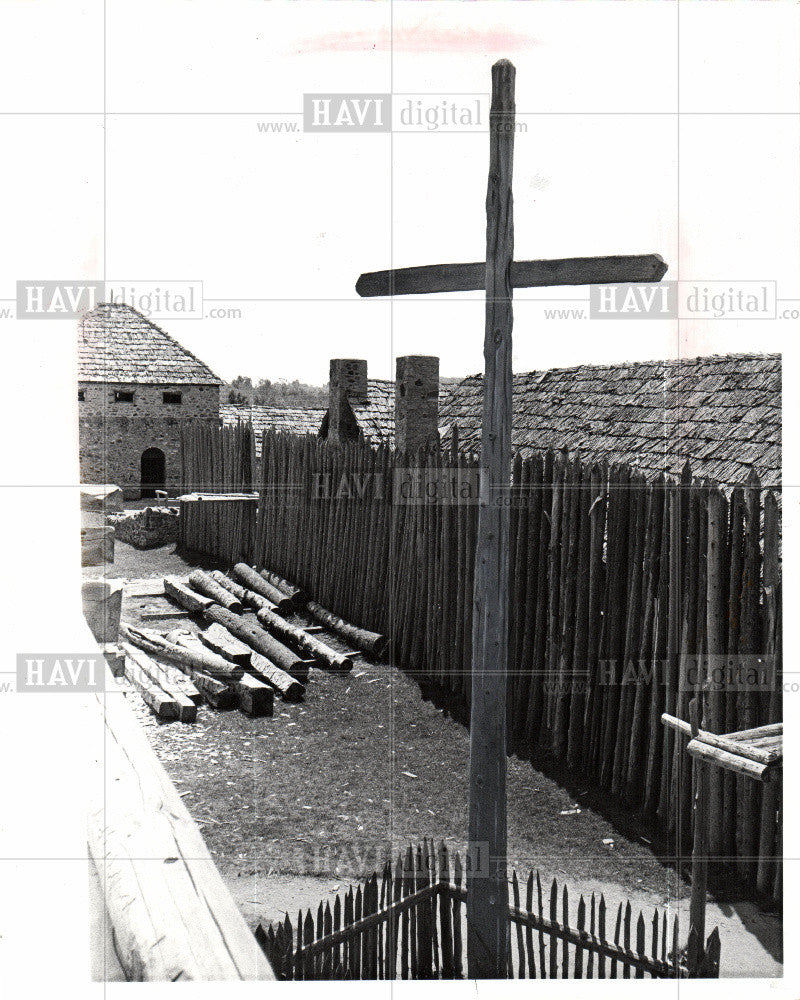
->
[[78, 382, 219, 497]]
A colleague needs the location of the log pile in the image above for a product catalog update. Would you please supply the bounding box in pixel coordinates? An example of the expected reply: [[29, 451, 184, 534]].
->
[[118, 564, 371, 723]]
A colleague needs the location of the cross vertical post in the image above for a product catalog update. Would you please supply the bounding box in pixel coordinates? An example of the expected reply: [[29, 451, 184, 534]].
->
[[467, 57, 515, 980], [354, 50, 668, 982]]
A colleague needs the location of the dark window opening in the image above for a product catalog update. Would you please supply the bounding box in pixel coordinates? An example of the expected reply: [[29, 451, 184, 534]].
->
[[114, 390, 134, 403], [163, 391, 183, 405], [77, 389, 85, 401]]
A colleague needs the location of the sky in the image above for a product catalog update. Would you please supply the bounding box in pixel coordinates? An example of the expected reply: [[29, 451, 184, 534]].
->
[[0, 1, 798, 389]]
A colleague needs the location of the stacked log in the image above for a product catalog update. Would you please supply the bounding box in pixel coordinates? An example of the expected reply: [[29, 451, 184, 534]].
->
[[121, 623, 243, 682], [257, 568, 306, 607], [208, 571, 279, 614], [306, 600, 387, 659], [201, 604, 311, 684], [163, 627, 272, 717], [164, 577, 213, 614], [187, 570, 244, 613], [250, 652, 305, 702], [256, 606, 353, 672], [231, 564, 294, 614]]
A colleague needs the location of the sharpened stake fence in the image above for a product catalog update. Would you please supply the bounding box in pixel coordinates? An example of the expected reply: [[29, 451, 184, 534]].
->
[[256, 840, 718, 980], [181, 423, 781, 893]]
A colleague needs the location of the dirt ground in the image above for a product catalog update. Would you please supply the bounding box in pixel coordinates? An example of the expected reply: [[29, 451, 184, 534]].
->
[[89, 539, 783, 977]]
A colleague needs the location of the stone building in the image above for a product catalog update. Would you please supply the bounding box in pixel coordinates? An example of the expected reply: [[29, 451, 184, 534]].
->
[[78, 303, 221, 498]]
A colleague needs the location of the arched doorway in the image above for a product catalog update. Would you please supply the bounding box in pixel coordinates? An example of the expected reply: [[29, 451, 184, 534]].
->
[[140, 447, 166, 498]]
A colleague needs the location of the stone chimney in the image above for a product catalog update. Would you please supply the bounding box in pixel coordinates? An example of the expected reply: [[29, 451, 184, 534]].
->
[[325, 385, 361, 446], [329, 358, 368, 403], [395, 355, 440, 453]]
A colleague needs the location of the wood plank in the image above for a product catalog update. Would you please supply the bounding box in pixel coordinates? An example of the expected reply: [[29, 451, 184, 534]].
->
[[140, 609, 191, 621], [356, 253, 668, 297], [88, 663, 275, 980]]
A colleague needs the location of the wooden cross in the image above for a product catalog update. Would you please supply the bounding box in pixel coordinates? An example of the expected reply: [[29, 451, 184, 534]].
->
[[356, 59, 668, 979]]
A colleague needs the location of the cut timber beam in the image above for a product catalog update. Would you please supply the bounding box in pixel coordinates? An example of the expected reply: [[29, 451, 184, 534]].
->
[[201, 623, 253, 667], [189, 670, 236, 710], [235, 671, 274, 717], [164, 577, 213, 614], [121, 652, 178, 721], [88, 662, 275, 980], [121, 644, 198, 722]]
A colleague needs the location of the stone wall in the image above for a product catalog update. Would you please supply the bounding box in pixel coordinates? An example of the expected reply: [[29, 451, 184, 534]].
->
[[107, 506, 179, 549], [78, 382, 219, 497]]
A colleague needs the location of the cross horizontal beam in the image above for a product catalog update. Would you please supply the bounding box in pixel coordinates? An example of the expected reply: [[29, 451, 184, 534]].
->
[[355, 253, 667, 297]]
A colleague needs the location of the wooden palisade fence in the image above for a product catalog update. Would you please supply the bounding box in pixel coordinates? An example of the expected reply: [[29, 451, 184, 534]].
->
[[181, 419, 256, 494], [255, 840, 719, 979], [180, 425, 782, 897]]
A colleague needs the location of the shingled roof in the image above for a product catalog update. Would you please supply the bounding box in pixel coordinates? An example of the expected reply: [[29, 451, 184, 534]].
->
[[439, 353, 781, 488], [221, 403, 327, 456], [78, 303, 222, 385], [350, 380, 395, 446]]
